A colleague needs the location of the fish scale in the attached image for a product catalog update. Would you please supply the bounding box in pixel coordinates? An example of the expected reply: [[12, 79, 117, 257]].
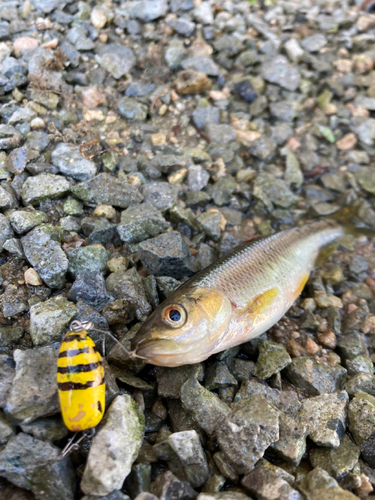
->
[[132, 220, 345, 367]]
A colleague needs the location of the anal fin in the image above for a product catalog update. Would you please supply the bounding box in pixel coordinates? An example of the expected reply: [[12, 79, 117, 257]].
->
[[241, 287, 279, 318]]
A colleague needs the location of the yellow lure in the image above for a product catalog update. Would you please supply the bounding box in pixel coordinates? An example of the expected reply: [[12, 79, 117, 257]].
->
[[57, 323, 105, 432]]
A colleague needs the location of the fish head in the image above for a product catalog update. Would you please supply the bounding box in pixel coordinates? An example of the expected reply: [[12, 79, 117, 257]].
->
[[131, 286, 233, 366]]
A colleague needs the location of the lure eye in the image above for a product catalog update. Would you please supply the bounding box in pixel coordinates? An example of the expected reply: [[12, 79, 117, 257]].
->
[[162, 305, 187, 328]]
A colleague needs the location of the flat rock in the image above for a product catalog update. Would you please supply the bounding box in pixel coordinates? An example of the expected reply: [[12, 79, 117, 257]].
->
[[269, 413, 307, 465], [51, 142, 96, 181], [29, 296, 77, 346], [129, 0, 168, 22], [255, 339, 291, 380], [81, 395, 145, 496], [138, 231, 195, 279], [5, 344, 59, 424], [261, 55, 300, 91], [67, 244, 110, 279], [72, 173, 143, 208], [7, 209, 47, 234], [21, 224, 68, 289], [216, 395, 279, 474], [0, 433, 76, 500], [298, 391, 348, 448], [21, 173, 71, 206], [117, 203, 170, 244], [309, 434, 360, 478], [141, 181, 179, 213]]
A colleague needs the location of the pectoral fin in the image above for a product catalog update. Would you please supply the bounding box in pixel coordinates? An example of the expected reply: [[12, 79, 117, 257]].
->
[[241, 287, 279, 318]]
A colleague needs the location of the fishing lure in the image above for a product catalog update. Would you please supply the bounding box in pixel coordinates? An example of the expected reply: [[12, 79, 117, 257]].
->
[[131, 220, 346, 367]]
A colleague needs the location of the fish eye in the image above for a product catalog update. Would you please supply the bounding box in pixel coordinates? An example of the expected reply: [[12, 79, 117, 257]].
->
[[162, 305, 187, 328]]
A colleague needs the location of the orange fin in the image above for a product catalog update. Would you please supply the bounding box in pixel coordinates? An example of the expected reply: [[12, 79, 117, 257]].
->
[[294, 272, 309, 297], [241, 287, 279, 317]]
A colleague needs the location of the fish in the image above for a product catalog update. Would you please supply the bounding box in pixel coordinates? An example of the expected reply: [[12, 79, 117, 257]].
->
[[131, 220, 345, 367]]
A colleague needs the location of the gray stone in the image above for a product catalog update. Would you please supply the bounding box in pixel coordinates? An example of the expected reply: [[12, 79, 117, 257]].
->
[[153, 430, 209, 488], [242, 466, 302, 500], [83, 493, 130, 500], [270, 101, 299, 122], [82, 217, 121, 246], [157, 364, 204, 399], [51, 143, 96, 181], [165, 40, 187, 70], [3, 238, 23, 257], [5, 345, 59, 424], [249, 136, 277, 161], [20, 416, 69, 442], [182, 56, 219, 76], [141, 181, 178, 213], [337, 332, 368, 360], [21, 224, 68, 289], [117, 203, 170, 244], [205, 362, 237, 390], [227, 358, 255, 382], [72, 173, 143, 208], [196, 211, 222, 242], [286, 356, 347, 396], [261, 55, 300, 91], [0, 355, 14, 408], [0, 410, 15, 444], [106, 267, 152, 322], [346, 355, 373, 376], [0, 185, 17, 210], [284, 38, 304, 63], [216, 395, 279, 474], [68, 244, 110, 279], [0, 214, 13, 252], [348, 392, 375, 445], [301, 34, 327, 52], [0, 433, 76, 500], [344, 372, 375, 397], [0, 125, 21, 150], [355, 166, 375, 194], [29, 296, 77, 346], [22, 174, 70, 206], [298, 391, 348, 448], [192, 107, 220, 131], [0, 326, 24, 350], [205, 124, 236, 144], [212, 175, 236, 206], [81, 395, 145, 496], [309, 434, 360, 478], [180, 378, 231, 436], [96, 44, 135, 80], [129, 0, 168, 22], [254, 173, 298, 209], [151, 470, 197, 500], [69, 271, 114, 311], [167, 17, 195, 37], [118, 97, 148, 122], [299, 468, 358, 500], [138, 231, 195, 279], [255, 340, 291, 380], [8, 209, 47, 234], [269, 413, 307, 465], [193, 2, 213, 24]]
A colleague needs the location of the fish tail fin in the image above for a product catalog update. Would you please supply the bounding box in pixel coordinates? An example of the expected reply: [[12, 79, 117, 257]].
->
[[328, 199, 375, 238]]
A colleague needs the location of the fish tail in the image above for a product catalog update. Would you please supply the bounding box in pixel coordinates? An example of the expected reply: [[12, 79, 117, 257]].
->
[[328, 199, 375, 238]]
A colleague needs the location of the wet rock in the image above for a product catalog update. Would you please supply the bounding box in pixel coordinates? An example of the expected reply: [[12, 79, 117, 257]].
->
[[309, 434, 360, 478], [0, 185, 17, 210], [29, 296, 77, 346], [204, 362, 237, 390], [20, 416, 68, 442], [21, 224, 68, 289], [285, 356, 347, 396], [242, 466, 302, 500], [346, 355, 373, 376], [69, 271, 114, 311], [180, 378, 231, 436], [129, 0, 168, 22], [81, 217, 121, 246], [355, 166, 375, 194], [0, 214, 13, 252], [125, 463, 151, 500], [254, 173, 298, 209], [67, 244, 110, 279], [106, 267, 152, 322], [269, 413, 307, 465], [83, 493, 130, 500], [118, 97, 148, 122], [0, 125, 21, 150], [153, 430, 209, 488], [299, 468, 358, 500], [5, 344, 59, 424], [72, 173, 143, 208], [141, 182, 178, 213], [217, 395, 279, 474], [0, 410, 15, 444], [138, 231, 195, 279], [227, 358, 255, 382], [7, 209, 47, 234], [151, 470, 197, 500], [337, 332, 368, 360], [255, 340, 291, 380], [81, 395, 144, 496], [22, 173, 71, 206], [348, 392, 375, 446], [0, 433, 76, 500], [157, 364, 204, 399], [175, 70, 212, 95], [117, 203, 170, 244], [261, 55, 300, 91], [51, 143, 96, 181], [0, 325, 23, 350], [298, 391, 348, 448]]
